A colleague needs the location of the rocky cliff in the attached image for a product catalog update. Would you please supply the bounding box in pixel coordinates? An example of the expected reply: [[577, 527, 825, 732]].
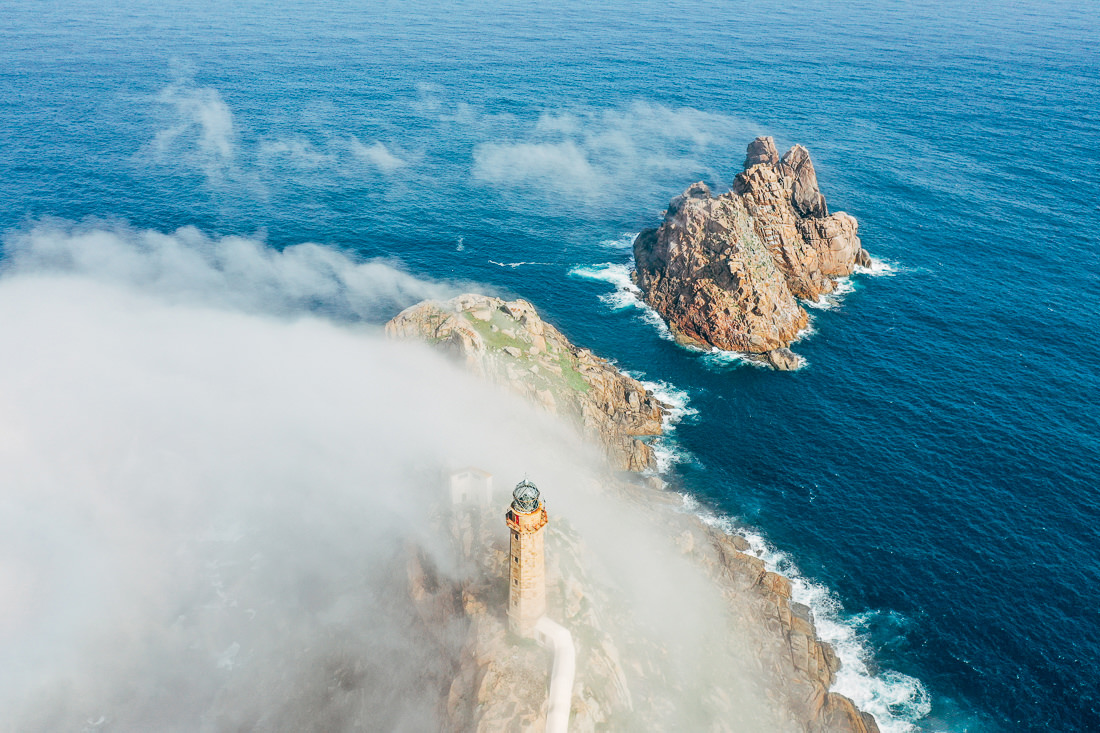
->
[[407, 478, 879, 733], [391, 294, 880, 732], [385, 293, 668, 471], [632, 136, 871, 369]]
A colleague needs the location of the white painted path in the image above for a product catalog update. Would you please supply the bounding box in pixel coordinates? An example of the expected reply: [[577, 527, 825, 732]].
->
[[534, 616, 575, 733]]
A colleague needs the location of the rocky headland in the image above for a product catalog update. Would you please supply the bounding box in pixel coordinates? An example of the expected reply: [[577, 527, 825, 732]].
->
[[632, 136, 871, 370], [412, 479, 880, 733], [386, 293, 668, 471], [390, 294, 879, 732]]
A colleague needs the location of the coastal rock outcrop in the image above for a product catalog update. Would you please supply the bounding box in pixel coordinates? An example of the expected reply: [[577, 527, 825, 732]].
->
[[391, 295, 882, 732], [386, 294, 668, 471], [632, 136, 872, 368], [413, 477, 880, 733]]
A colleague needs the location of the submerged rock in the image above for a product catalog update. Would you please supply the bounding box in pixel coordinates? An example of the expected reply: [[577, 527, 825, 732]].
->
[[633, 136, 873, 367], [386, 293, 668, 471]]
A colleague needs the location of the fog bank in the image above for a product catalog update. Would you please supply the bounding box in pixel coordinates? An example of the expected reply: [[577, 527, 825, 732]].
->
[[0, 223, 780, 730]]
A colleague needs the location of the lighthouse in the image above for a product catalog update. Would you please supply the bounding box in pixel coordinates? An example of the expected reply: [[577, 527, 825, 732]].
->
[[505, 478, 548, 636]]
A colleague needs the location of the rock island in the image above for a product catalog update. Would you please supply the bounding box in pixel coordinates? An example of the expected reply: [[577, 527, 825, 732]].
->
[[632, 136, 871, 369]]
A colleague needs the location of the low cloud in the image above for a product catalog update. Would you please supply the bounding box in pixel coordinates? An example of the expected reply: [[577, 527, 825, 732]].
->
[[3, 221, 450, 322], [0, 221, 784, 729], [473, 140, 602, 194], [150, 72, 244, 187], [471, 101, 763, 200], [146, 69, 413, 194], [349, 138, 407, 173], [257, 137, 336, 169], [0, 223, 596, 728]]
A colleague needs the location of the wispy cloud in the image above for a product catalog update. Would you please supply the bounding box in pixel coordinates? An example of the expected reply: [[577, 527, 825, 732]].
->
[[257, 137, 336, 169], [146, 67, 412, 194], [473, 140, 602, 194], [150, 72, 244, 187], [349, 138, 407, 173], [3, 221, 451, 322], [471, 101, 763, 200]]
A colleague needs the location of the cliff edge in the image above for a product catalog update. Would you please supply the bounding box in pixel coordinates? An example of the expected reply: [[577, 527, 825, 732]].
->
[[386, 293, 668, 471], [391, 294, 881, 732], [632, 136, 871, 369], [408, 479, 879, 733]]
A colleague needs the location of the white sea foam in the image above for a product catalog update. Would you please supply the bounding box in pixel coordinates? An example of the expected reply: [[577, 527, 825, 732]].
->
[[620, 374, 699, 474], [646, 381, 698, 473], [803, 276, 857, 311], [488, 259, 554, 268], [698, 343, 814, 372], [855, 255, 898, 277], [805, 256, 898, 310], [568, 262, 677, 342], [598, 232, 638, 250], [699, 347, 764, 370], [638, 378, 697, 429], [677, 494, 932, 733], [642, 378, 695, 471]]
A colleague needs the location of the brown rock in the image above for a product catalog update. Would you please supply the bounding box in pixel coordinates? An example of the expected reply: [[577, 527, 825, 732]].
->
[[735, 161, 833, 300], [764, 347, 804, 371], [386, 294, 668, 471], [632, 185, 808, 353], [633, 136, 871, 362], [744, 135, 780, 168], [812, 693, 880, 733], [779, 144, 829, 218], [797, 211, 863, 279]]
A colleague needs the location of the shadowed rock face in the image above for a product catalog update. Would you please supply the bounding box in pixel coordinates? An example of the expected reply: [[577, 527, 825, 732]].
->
[[779, 144, 829, 218], [386, 294, 668, 471], [633, 136, 872, 369]]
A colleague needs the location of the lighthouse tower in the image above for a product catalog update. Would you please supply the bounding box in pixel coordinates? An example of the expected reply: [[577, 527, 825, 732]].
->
[[505, 479, 548, 636]]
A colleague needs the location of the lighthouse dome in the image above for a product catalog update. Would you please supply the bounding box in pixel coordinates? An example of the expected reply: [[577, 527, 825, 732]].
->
[[511, 479, 540, 513]]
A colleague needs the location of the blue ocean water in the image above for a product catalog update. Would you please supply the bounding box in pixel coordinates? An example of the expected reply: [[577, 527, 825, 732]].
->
[[2, 0, 1098, 730]]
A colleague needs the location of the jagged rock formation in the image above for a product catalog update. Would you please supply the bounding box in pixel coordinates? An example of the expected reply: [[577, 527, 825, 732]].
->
[[632, 136, 872, 369], [386, 294, 668, 471]]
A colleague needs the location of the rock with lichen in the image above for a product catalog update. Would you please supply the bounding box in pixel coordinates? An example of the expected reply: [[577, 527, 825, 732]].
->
[[386, 293, 668, 471]]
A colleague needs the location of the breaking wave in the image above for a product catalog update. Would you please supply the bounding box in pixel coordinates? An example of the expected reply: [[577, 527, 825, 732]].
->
[[597, 232, 639, 250], [803, 277, 857, 311], [568, 261, 675, 342], [855, 255, 898, 277], [677, 494, 932, 733], [698, 347, 766, 371], [621, 373, 699, 474], [805, 256, 898, 311], [488, 259, 555, 268]]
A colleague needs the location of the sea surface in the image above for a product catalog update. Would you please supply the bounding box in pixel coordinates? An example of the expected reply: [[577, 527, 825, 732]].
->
[[2, 1, 1098, 730]]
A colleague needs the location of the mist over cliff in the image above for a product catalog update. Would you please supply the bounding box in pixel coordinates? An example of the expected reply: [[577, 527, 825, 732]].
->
[[0, 222, 778, 730]]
